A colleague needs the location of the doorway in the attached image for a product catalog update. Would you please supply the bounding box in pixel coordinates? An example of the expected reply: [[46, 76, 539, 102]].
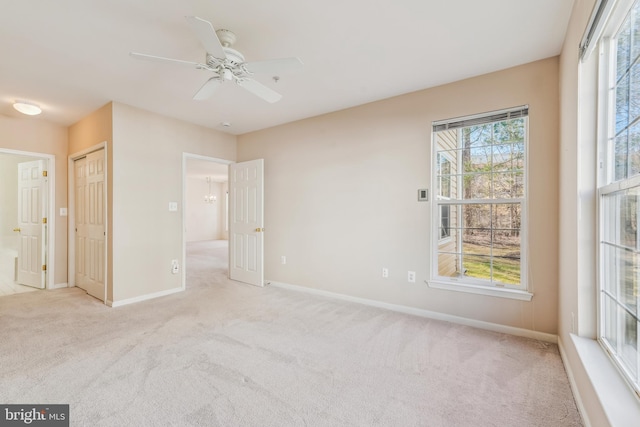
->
[[0, 149, 55, 295], [183, 154, 231, 286]]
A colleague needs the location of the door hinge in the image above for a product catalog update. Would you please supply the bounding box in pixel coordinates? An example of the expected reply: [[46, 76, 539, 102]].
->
[[42, 264, 47, 271], [42, 217, 47, 224], [42, 170, 48, 177]]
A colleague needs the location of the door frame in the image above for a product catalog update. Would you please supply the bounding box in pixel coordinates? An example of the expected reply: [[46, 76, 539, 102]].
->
[[181, 153, 233, 289], [68, 142, 108, 303], [0, 148, 56, 289]]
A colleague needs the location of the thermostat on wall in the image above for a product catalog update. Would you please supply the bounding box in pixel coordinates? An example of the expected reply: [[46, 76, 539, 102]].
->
[[418, 189, 428, 201]]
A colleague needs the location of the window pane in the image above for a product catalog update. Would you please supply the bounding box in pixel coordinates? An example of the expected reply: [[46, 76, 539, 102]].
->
[[602, 244, 617, 294], [630, 63, 640, 124], [602, 192, 619, 245], [514, 171, 524, 198], [620, 193, 639, 249], [466, 146, 491, 172], [616, 246, 638, 307], [620, 310, 638, 380], [632, 5, 640, 65], [616, 131, 629, 181], [463, 255, 492, 281], [462, 173, 491, 199], [492, 230, 520, 285], [438, 253, 460, 278], [493, 118, 525, 143], [440, 205, 451, 239], [616, 74, 630, 135], [462, 204, 491, 229], [492, 256, 520, 285], [602, 295, 619, 350], [492, 143, 522, 172], [462, 229, 491, 256], [492, 172, 522, 199], [493, 204, 521, 232], [617, 18, 631, 81], [630, 122, 640, 177]]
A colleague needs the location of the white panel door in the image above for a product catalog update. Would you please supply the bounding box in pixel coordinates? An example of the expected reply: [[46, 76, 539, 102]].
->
[[16, 160, 45, 288], [229, 159, 264, 287], [75, 149, 106, 300]]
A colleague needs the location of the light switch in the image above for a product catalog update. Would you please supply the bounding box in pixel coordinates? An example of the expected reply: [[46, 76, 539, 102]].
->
[[60, 208, 68, 216], [168, 202, 178, 212]]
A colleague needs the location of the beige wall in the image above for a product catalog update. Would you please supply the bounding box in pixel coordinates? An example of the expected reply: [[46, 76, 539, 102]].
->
[[238, 57, 560, 334], [186, 177, 224, 242], [0, 116, 68, 286], [111, 102, 235, 302]]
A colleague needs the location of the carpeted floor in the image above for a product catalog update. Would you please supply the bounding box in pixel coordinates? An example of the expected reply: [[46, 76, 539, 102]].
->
[[0, 240, 582, 426]]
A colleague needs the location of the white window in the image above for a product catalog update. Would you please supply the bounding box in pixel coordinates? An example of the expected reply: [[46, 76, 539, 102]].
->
[[597, 0, 640, 396], [430, 107, 528, 296]]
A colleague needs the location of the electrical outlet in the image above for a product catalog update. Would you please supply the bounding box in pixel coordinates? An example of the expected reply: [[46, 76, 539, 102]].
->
[[171, 259, 179, 274], [281, 255, 287, 265], [408, 271, 416, 283], [382, 268, 389, 278]]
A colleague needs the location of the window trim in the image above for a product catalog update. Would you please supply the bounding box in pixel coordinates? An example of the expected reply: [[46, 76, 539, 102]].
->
[[429, 107, 530, 299]]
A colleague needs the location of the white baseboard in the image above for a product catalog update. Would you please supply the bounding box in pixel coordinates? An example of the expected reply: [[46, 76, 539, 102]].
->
[[52, 282, 68, 289], [558, 337, 591, 427], [268, 280, 557, 343], [107, 286, 184, 308]]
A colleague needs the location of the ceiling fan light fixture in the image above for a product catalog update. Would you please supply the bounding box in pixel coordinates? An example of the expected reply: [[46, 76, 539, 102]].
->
[[13, 101, 42, 116], [222, 68, 234, 81]]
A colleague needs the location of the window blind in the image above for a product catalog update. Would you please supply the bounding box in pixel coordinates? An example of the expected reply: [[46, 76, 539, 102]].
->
[[432, 106, 528, 132], [579, 0, 613, 60]]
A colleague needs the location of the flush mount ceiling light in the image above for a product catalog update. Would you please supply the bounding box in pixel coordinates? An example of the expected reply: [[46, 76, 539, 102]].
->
[[13, 101, 42, 116]]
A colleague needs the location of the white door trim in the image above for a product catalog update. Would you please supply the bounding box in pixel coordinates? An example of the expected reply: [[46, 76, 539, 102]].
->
[[181, 153, 234, 289], [68, 142, 108, 303], [0, 148, 56, 290]]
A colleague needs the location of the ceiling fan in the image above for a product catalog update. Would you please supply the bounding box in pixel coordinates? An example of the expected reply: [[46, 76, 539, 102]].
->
[[130, 16, 303, 103]]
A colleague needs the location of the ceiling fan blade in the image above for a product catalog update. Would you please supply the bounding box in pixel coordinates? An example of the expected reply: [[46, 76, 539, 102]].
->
[[236, 78, 282, 103], [185, 16, 226, 59], [193, 77, 222, 100], [129, 52, 205, 69], [243, 57, 303, 74]]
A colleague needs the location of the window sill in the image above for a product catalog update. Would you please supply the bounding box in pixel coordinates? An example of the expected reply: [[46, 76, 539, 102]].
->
[[569, 334, 640, 426], [427, 280, 533, 301]]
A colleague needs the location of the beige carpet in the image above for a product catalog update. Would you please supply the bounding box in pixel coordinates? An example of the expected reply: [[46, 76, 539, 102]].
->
[[0, 240, 582, 426]]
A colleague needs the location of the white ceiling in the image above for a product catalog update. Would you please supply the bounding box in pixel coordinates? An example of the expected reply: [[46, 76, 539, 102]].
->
[[0, 0, 575, 135]]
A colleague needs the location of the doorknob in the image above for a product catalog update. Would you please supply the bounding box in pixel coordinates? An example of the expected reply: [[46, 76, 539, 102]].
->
[[13, 228, 21, 232], [255, 228, 264, 232]]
